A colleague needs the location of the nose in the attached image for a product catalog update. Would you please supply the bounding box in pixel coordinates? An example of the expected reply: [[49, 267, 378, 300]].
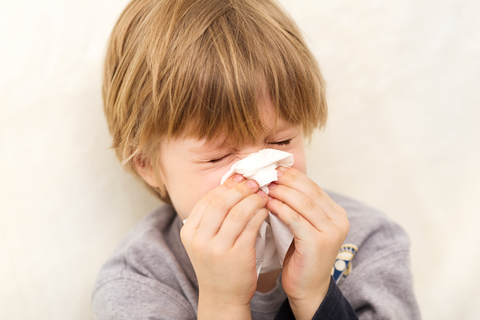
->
[[236, 143, 269, 159]]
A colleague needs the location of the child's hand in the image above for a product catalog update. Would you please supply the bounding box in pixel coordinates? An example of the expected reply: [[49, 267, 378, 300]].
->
[[180, 174, 268, 320], [266, 167, 350, 320]]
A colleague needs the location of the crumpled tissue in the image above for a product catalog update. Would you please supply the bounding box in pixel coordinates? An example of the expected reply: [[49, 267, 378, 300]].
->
[[220, 149, 294, 277]]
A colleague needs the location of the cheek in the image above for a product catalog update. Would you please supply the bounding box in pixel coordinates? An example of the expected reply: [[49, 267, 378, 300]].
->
[[292, 157, 306, 174], [191, 164, 244, 203], [172, 169, 228, 220], [202, 171, 226, 192], [290, 149, 307, 174]]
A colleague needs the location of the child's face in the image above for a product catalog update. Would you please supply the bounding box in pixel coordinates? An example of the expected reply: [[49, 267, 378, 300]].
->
[[158, 104, 307, 220]]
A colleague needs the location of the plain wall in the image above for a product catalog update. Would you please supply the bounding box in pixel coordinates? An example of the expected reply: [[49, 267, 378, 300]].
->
[[1, 0, 479, 319]]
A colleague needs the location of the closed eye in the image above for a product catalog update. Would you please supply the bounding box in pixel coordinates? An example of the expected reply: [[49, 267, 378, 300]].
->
[[209, 153, 232, 163], [270, 139, 291, 146], [208, 140, 291, 162]]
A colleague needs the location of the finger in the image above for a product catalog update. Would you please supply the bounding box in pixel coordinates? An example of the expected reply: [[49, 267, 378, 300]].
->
[[184, 174, 245, 230], [266, 198, 321, 241], [275, 167, 347, 220], [267, 183, 333, 233], [196, 179, 260, 238], [234, 207, 269, 249], [215, 190, 268, 248]]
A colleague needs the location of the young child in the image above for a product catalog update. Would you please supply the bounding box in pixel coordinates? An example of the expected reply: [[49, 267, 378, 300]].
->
[[92, 0, 421, 319]]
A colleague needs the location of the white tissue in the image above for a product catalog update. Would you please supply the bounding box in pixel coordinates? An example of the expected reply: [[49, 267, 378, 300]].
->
[[220, 149, 294, 277]]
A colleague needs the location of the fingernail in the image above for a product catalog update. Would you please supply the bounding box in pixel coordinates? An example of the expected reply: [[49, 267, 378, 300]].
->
[[268, 182, 277, 190], [276, 169, 283, 177], [256, 190, 266, 198], [268, 196, 273, 201], [278, 166, 288, 172], [246, 180, 258, 189], [233, 174, 244, 182]]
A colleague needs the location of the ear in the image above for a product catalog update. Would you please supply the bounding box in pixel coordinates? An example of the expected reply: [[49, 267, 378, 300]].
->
[[134, 156, 160, 188]]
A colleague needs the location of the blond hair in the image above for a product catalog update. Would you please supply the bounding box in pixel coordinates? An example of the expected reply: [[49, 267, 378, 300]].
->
[[103, 0, 327, 203]]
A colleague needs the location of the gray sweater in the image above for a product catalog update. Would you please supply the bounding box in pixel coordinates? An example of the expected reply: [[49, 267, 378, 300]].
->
[[91, 191, 421, 319]]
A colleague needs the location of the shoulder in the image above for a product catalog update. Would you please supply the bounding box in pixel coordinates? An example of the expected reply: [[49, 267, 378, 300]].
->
[[92, 276, 195, 320], [326, 190, 410, 253], [91, 205, 197, 320], [92, 204, 179, 285]]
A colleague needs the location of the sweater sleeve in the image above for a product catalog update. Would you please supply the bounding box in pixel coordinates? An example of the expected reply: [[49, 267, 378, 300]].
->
[[273, 276, 358, 320], [340, 244, 421, 319], [339, 219, 421, 319]]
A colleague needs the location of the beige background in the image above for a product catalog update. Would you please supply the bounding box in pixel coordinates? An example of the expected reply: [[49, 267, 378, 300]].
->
[[1, 0, 479, 319]]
